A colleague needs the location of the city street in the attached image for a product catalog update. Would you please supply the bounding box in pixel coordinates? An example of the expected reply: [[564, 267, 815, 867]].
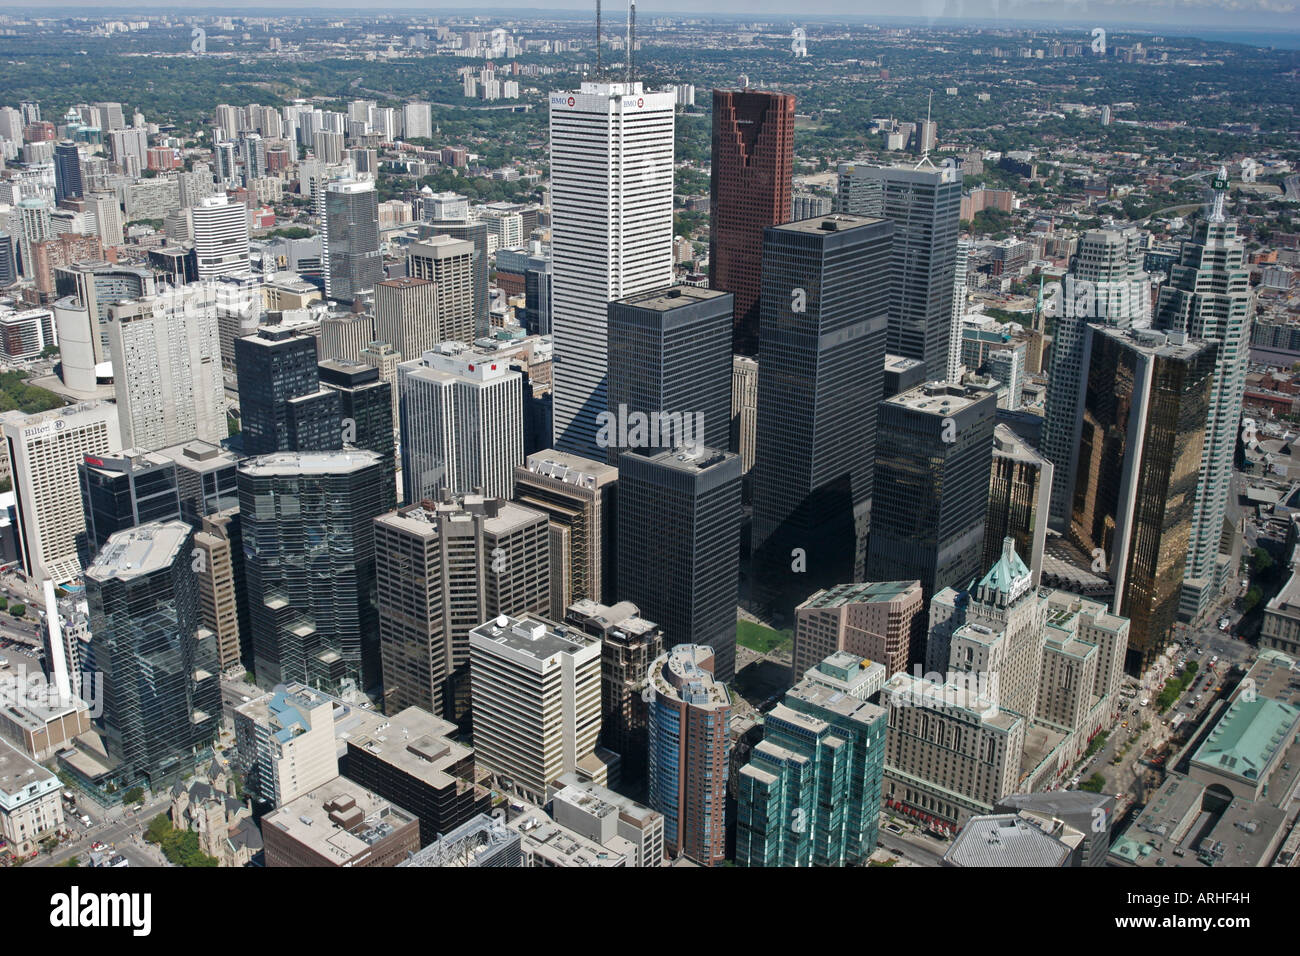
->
[[35, 793, 173, 869]]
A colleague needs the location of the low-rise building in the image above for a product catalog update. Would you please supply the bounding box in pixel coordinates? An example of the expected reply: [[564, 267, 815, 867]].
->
[[0, 737, 64, 858], [261, 777, 420, 868]]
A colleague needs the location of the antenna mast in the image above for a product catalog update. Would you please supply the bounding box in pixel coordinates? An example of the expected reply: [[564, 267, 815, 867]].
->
[[595, 0, 601, 79], [630, 0, 637, 83]]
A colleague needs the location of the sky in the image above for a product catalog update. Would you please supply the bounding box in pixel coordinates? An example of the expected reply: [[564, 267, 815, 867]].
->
[[0, 0, 1296, 33]]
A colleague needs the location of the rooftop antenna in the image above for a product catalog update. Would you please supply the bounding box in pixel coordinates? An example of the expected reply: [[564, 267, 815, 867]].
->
[[914, 89, 936, 169], [595, 0, 601, 79], [1209, 165, 1229, 223], [625, 0, 636, 85]]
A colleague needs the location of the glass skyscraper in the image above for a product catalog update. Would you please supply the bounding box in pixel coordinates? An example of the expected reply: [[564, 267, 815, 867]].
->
[[235, 326, 341, 455], [322, 180, 383, 303]]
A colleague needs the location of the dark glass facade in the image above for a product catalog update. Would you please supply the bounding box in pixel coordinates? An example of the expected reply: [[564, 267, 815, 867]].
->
[[617, 448, 742, 682], [751, 215, 893, 612], [605, 286, 733, 466], [709, 89, 795, 356], [78, 452, 182, 566], [324, 184, 383, 303], [239, 452, 388, 692], [235, 326, 342, 455], [54, 141, 83, 202], [319, 360, 397, 514]]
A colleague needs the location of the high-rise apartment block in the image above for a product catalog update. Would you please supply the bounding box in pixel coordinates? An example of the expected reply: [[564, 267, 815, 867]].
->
[[550, 81, 676, 459], [233, 684, 339, 807], [192, 195, 251, 279], [709, 89, 795, 355], [792, 580, 925, 679], [645, 644, 731, 866]]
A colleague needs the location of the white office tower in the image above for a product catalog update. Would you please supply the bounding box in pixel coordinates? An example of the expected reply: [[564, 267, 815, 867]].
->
[[0, 402, 122, 584], [192, 195, 251, 279], [1156, 173, 1253, 623], [105, 287, 226, 449], [1041, 226, 1151, 532], [88, 192, 123, 248], [948, 238, 971, 383], [397, 343, 524, 503], [468, 613, 604, 802], [549, 81, 676, 458]]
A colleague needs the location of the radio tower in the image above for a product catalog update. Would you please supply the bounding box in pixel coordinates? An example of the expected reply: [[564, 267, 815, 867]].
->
[[595, 0, 601, 78]]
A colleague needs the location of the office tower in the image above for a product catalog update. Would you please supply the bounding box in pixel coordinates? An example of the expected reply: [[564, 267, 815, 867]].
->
[[53, 261, 157, 366], [53, 141, 83, 202], [319, 312, 374, 363], [709, 89, 795, 355], [84, 521, 221, 788], [550, 773, 665, 866], [261, 777, 420, 867], [193, 508, 246, 672], [342, 705, 489, 846], [233, 684, 338, 807], [239, 451, 387, 691], [984, 424, 1052, 588], [88, 192, 124, 248], [375, 496, 550, 720], [514, 450, 619, 609], [867, 382, 997, 601], [192, 195, 251, 279], [319, 359, 396, 512], [2, 402, 122, 584], [235, 325, 341, 455], [0, 232, 16, 287], [1070, 326, 1215, 672], [617, 447, 742, 682], [468, 613, 604, 803], [398, 343, 524, 503], [322, 180, 382, 303], [1155, 178, 1253, 623], [154, 439, 240, 522], [523, 248, 553, 335], [373, 276, 439, 359], [420, 221, 489, 338], [949, 238, 971, 382], [792, 581, 925, 679], [549, 80, 676, 459], [645, 644, 731, 866], [77, 450, 181, 564], [604, 287, 732, 466], [835, 163, 884, 217], [566, 599, 665, 788], [360, 340, 402, 433], [730, 356, 758, 474], [104, 292, 226, 450], [1042, 226, 1152, 530], [871, 165, 963, 379], [736, 660, 887, 867], [406, 237, 476, 345], [751, 215, 893, 608]]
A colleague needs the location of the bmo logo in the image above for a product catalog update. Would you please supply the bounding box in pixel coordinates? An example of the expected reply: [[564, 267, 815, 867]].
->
[[637, 97, 644, 107], [568, 96, 576, 106], [550, 94, 576, 107]]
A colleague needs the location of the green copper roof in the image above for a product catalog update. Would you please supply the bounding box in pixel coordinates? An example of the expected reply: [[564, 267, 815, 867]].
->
[[978, 537, 1031, 594], [1191, 696, 1300, 781]]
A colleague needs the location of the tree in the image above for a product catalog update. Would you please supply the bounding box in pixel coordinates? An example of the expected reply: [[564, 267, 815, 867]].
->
[[1080, 773, 1107, 793], [8, 604, 24, 618], [123, 786, 145, 805], [144, 813, 170, 845]]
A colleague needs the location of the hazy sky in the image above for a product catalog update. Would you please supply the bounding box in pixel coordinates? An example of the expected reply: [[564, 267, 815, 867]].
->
[[0, 0, 1296, 31]]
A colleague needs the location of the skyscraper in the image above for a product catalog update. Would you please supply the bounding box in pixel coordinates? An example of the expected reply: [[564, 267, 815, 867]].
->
[[375, 496, 550, 720], [1069, 326, 1215, 672], [405, 237, 476, 345], [417, 221, 489, 339], [1155, 176, 1253, 623], [104, 289, 227, 450], [322, 180, 382, 303], [1042, 226, 1153, 532], [604, 286, 733, 466], [866, 381, 997, 603], [617, 446, 742, 682], [468, 612, 605, 803], [235, 325, 341, 455], [549, 80, 676, 458], [2, 402, 122, 584], [791, 580, 925, 680], [736, 658, 887, 867], [709, 88, 795, 355], [318, 359, 396, 513], [373, 276, 439, 360], [77, 450, 181, 565], [397, 343, 524, 503], [751, 215, 893, 609], [645, 644, 731, 866], [192, 195, 251, 279], [983, 424, 1053, 588], [239, 451, 388, 691], [84, 521, 221, 789], [53, 141, 83, 202]]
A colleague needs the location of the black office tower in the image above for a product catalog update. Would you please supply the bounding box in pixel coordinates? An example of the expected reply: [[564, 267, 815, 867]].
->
[[867, 381, 997, 601], [319, 359, 397, 513], [616, 447, 742, 682], [78, 451, 182, 565], [750, 214, 893, 615], [235, 325, 341, 455], [605, 286, 733, 467], [238, 451, 388, 693], [54, 141, 84, 203]]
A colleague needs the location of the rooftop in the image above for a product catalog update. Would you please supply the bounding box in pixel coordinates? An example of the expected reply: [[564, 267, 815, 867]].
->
[[238, 450, 381, 478], [262, 776, 417, 864], [469, 614, 598, 664], [944, 813, 1073, 867], [617, 285, 730, 312], [344, 707, 476, 792], [0, 736, 57, 799], [799, 580, 921, 609], [85, 520, 191, 582], [1191, 696, 1300, 783]]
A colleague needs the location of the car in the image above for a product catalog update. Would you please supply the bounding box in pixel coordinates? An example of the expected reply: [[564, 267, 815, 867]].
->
[[1195, 694, 1203, 703], [1141, 698, 1150, 707], [240, 695, 250, 703], [885, 823, 903, 834], [90, 841, 106, 852], [1122, 721, 1129, 728], [1210, 656, 1219, 665]]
